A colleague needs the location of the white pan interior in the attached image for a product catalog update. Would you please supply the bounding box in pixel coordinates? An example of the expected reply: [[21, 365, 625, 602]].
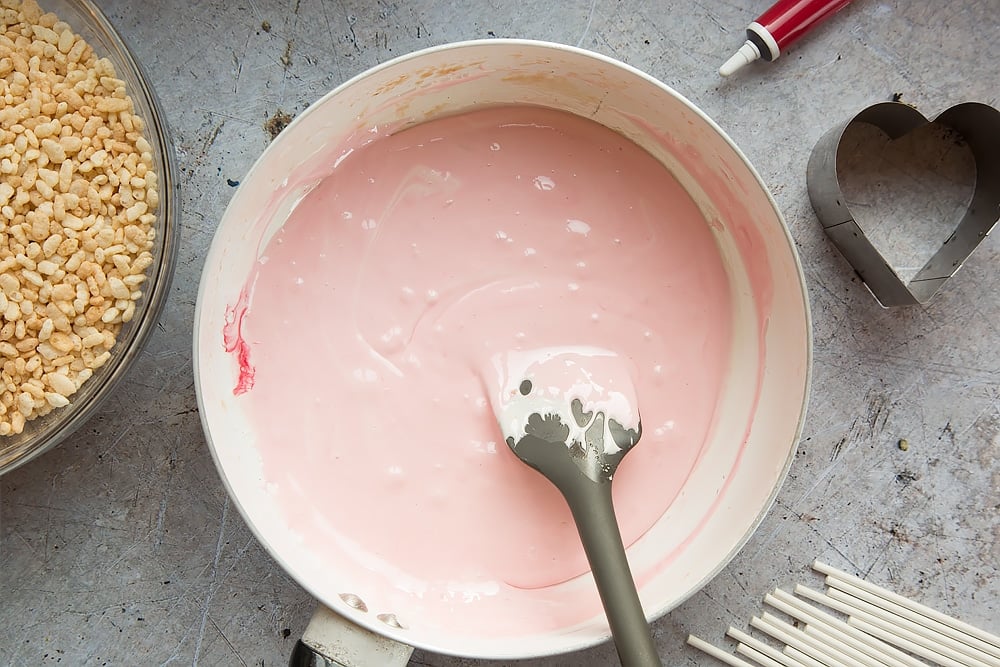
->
[[194, 40, 811, 659]]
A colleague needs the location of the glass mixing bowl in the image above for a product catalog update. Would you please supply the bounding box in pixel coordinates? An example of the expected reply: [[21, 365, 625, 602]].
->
[[0, 0, 178, 474]]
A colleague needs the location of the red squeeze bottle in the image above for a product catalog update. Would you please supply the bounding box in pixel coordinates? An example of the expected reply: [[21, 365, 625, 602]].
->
[[719, 0, 854, 76]]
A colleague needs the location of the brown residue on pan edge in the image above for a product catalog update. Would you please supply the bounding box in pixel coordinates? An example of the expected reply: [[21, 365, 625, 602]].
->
[[499, 71, 607, 105], [429, 63, 468, 77], [372, 74, 410, 97], [414, 60, 489, 81]]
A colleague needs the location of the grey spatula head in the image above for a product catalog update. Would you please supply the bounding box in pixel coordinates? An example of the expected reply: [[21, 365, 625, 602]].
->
[[492, 355, 661, 667], [507, 389, 642, 486]]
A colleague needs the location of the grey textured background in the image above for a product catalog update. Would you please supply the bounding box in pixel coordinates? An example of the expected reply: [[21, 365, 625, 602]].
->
[[1, 1, 998, 665]]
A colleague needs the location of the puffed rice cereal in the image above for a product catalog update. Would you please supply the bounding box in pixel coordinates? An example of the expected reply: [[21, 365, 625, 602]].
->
[[0, 0, 158, 435]]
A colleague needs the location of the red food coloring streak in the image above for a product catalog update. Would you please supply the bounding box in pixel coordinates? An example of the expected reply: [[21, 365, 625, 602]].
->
[[223, 287, 255, 395]]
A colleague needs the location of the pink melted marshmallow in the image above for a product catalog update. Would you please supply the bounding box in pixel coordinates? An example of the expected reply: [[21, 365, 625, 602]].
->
[[229, 105, 735, 634]]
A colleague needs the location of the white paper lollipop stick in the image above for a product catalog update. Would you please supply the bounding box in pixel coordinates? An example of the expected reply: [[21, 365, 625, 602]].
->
[[688, 563, 999, 667], [795, 584, 984, 667], [688, 634, 760, 667], [727, 626, 818, 667], [848, 615, 992, 667], [688, 633, 794, 667], [785, 646, 839, 667], [847, 615, 986, 667], [765, 589, 923, 667], [740, 644, 793, 667], [814, 561, 1000, 656], [818, 567, 1000, 663], [825, 586, 1000, 667], [804, 622, 907, 667], [757, 612, 869, 667]]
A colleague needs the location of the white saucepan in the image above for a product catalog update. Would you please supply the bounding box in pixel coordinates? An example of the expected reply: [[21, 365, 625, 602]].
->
[[194, 40, 811, 664]]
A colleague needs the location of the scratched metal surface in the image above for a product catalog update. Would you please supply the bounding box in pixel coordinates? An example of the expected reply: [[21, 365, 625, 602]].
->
[[1, 1, 997, 665]]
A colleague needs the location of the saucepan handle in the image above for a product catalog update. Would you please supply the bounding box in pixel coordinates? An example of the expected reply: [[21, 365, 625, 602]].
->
[[288, 605, 414, 667]]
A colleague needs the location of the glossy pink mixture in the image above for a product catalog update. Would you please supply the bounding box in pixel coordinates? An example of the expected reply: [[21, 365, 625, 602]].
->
[[233, 106, 734, 633]]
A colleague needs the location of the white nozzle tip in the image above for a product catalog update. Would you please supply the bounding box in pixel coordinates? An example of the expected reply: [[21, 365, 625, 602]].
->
[[719, 41, 761, 76]]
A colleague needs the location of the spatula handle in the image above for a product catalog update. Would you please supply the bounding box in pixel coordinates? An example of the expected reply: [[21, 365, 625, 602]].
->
[[563, 481, 662, 667]]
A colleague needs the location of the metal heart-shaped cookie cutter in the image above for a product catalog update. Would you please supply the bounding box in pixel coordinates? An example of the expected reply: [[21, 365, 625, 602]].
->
[[807, 101, 1000, 307]]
